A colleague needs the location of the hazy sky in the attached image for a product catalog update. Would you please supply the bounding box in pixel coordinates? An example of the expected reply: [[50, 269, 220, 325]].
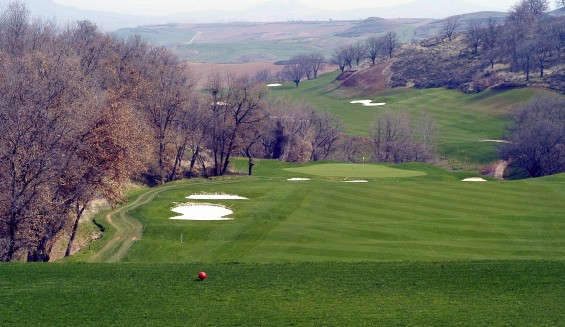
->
[[53, 0, 523, 16]]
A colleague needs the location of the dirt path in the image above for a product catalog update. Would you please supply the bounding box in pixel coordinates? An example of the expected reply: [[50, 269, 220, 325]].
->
[[494, 160, 509, 180], [87, 189, 154, 263], [87, 179, 243, 263], [187, 31, 201, 44]]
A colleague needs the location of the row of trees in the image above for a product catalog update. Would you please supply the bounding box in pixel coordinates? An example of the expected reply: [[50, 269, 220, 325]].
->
[[282, 52, 326, 87], [333, 31, 400, 72], [0, 4, 153, 261], [461, 0, 565, 80], [391, 0, 564, 90], [371, 111, 438, 163]]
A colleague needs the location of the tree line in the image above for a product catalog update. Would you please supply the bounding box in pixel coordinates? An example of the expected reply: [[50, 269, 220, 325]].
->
[[460, 0, 565, 81], [332, 31, 400, 72]]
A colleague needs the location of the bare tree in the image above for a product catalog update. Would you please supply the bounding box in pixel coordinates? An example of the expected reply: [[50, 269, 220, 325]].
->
[[170, 96, 207, 180], [308, 52, 326, 79], [0, 2, 30, 56], [135, 46, 196, 184], [370, 110, 438, 163], [483, 18, 502, 68], [508, 0, 549, 23], [254, 68, 273, 83], [310, 111, 343, 161], [534, 21, 555, 77], [283, 54, 307, 87], [205, 73, 268, 176], [444, 16, 461, 42], [557, 0, 565, 9], [332, 46, 349, 72], [500, 96, 565, 178], [365, 35, 383, 65], [351, 42, 365, 67], [263, 99, 342, 163], [465, 21, 483, 54], [382, 31, 400, 58], [548, 16, 565, 57]]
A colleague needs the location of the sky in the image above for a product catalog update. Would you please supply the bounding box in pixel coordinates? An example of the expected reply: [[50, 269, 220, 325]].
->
[[53, 0, 523, 16]]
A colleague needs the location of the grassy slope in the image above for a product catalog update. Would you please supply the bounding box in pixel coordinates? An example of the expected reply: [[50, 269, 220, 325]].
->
[[2, 261, 564, 326], [269, 73, 556, 164]]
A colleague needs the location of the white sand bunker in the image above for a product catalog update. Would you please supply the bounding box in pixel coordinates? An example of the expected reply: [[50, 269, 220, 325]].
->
[[342, 180, 369, 183], [170, 204, 234, 221], [267, 83, 282, 87], [462, 177, 487, 182], [480, 139, 510, 143], [287, 178, 311, 181], [350, 100, 386, 107], [187, 194, 248, 200]]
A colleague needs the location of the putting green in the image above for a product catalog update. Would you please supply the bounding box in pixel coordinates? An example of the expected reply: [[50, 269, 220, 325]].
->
[[283, 163, 426, 179]]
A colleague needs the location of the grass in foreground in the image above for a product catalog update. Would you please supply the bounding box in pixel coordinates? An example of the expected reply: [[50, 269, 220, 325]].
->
[[1, 261, 564, 326]]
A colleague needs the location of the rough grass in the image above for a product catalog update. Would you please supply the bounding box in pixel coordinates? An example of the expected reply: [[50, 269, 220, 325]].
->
[[1, 261, 564, 326]]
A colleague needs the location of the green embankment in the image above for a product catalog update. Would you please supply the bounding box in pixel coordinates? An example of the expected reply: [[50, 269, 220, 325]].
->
[[269, 73, 556, 163]]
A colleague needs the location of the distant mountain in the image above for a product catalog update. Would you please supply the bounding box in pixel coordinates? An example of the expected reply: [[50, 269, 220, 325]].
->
[[0, 0, 512, 31], [172, 0, 500, 22], [0, 0, 166, 30], [348, 0, 503, 19]]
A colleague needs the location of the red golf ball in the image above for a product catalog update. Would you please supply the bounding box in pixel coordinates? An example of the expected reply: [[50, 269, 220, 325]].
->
[[198, 271, 207, 280]]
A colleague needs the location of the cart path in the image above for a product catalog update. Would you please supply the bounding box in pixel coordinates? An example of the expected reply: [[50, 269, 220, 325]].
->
[[87, 179, 243, 263], [494, 160, 509, 180]]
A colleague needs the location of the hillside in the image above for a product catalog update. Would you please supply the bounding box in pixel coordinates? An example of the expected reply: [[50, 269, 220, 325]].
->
[[115, 19, 427, 63], [413, 11, 508, 40]]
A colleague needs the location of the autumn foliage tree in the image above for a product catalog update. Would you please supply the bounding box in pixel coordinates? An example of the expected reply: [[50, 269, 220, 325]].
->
[[0, 2, 151, 261]]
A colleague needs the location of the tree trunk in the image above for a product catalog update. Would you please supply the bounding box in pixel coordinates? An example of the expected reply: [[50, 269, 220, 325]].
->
[[6, 214, 17, 261], [248, 159, 254, 175], [27, 237, 50, 262], [158, 141, 166, 185], [245, 148, 255, 175], [65, 203, 86, 257], [188, 147, 199, 178], [169, 143, 186, 182]]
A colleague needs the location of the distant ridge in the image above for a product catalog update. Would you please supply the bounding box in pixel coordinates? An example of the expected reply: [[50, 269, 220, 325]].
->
[[413, 11, 508, 41], [1, 0, 512, 31], [335, 17, 404, 37]]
